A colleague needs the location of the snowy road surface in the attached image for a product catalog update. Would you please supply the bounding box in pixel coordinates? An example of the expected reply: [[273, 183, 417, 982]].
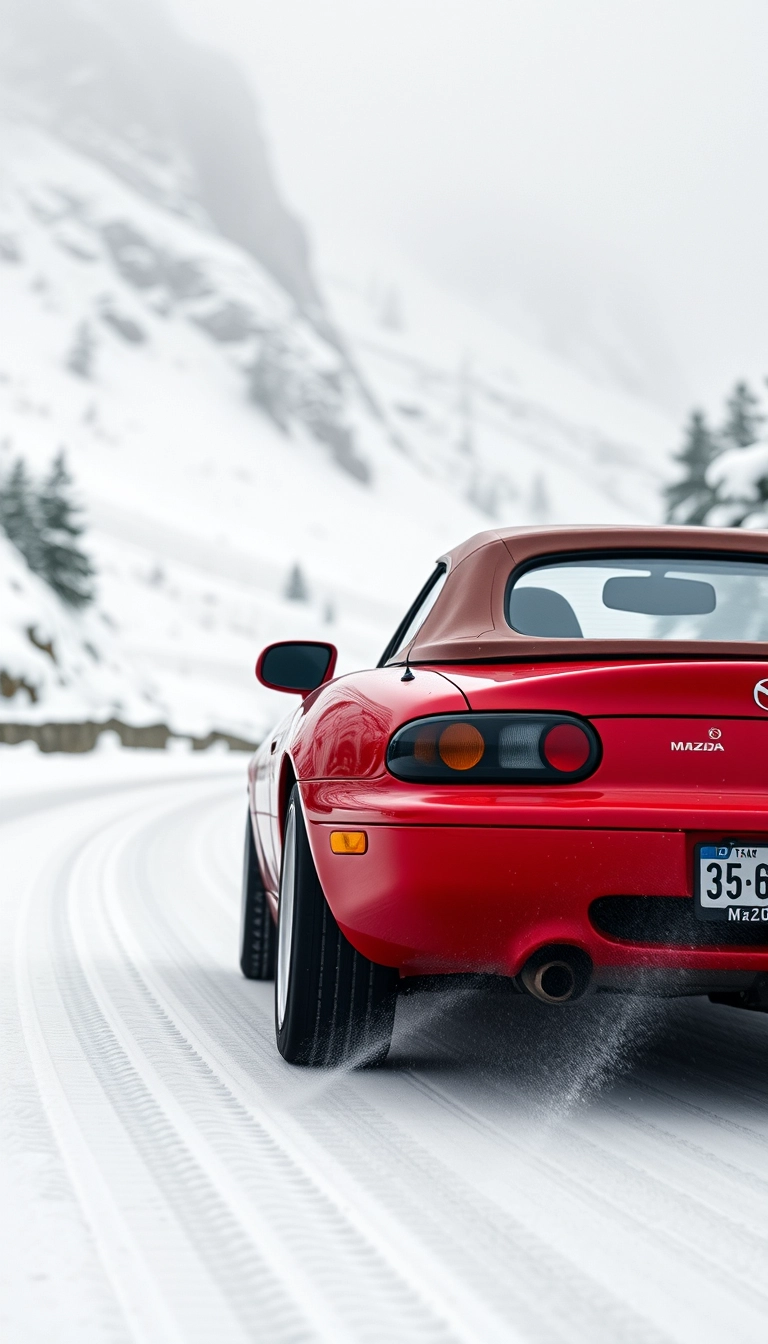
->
[[4, 749, 768, 1343]]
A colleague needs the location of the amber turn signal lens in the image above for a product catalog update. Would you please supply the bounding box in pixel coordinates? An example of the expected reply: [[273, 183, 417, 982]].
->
[[438, 722, 485, 771], [330, 831, 368, 855]]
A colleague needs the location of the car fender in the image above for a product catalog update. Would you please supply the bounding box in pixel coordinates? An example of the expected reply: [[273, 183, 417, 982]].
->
[[289, 666, 468, 783], [270, 666, 466, 928]]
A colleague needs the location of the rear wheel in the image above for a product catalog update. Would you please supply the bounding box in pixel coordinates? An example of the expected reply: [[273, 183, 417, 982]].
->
[[276, 786, 398, 1066], [239, 813, 276, 980]]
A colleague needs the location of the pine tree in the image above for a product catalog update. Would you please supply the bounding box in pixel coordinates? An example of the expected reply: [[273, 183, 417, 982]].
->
[[284, 562, 309, 603], [721, 381, 764, 450], [665, 409, 720, 523], [0, 458, 42, 570], [36, 451, 96, 607], [66, 321, 96, 379]]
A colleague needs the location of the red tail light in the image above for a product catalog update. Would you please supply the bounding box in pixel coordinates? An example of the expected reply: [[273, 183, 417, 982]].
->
[[542, 723, 592, 772], [387, 714, 600, 783]]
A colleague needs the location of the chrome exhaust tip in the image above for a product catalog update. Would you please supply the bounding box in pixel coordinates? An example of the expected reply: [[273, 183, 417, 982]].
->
[[519, 945, 592, 1004], [522, 959, 577, 1003]]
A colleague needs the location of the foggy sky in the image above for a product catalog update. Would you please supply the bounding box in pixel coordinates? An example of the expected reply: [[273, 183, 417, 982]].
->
[[169, 0, 768, 419]]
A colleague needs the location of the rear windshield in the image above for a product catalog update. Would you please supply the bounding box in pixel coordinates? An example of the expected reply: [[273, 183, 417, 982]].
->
[[507, 554, 768, 641]]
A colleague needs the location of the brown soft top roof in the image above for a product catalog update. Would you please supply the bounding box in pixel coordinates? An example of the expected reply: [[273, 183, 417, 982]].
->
[[398, 524, 768, 665]]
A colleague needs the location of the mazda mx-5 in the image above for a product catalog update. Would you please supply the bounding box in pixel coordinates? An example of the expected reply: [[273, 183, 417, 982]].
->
[[241, 526, 768, 1064]]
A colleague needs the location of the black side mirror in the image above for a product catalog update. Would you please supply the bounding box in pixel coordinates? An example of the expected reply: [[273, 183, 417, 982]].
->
[[255, 641, 338, 697]]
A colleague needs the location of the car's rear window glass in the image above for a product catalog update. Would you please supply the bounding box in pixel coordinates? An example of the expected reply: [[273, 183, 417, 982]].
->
[[507, 554, 768, 641]]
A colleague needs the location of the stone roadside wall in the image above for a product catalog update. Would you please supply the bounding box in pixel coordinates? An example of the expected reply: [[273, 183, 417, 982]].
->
[[0, 719, 257, 753]]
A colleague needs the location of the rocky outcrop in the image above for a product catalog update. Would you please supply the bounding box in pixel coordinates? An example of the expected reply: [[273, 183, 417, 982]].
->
[[0, 0, 320, 316]]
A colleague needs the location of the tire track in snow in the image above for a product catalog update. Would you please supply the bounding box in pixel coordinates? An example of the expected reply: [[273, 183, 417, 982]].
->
[[11, 764, 768, 1343], [13, 788, 227, 1344], [16, 779, 313, 1342], [110, 787, 672, 1344], [3, 807, 135, 1343], [393, 994, 768, 1338], [69, 795, 459, 1344], [400, 1064, 768, 1321], [0, 766, 238, 828]]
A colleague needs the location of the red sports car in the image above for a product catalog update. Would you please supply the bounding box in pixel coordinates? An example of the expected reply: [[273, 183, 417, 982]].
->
[[242, 525, 768, 1065]]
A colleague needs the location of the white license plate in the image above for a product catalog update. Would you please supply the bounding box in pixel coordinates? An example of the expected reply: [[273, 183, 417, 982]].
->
[[696, 843, 768, 923]]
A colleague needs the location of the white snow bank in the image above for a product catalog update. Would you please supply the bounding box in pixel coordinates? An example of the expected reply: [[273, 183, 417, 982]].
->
[[0, 735, 242, 805]]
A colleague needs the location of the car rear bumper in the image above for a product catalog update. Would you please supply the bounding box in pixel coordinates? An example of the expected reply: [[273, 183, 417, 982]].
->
[[301, 779, 768, 984]]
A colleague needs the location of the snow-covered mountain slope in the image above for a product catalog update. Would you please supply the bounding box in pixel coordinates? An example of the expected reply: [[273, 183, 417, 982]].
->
[[0, 0, 677, 745], [325, 254, 674, 527], [0, 125, 487, 741], [0, 0, 320, 317], [0, 529, 159, 728]]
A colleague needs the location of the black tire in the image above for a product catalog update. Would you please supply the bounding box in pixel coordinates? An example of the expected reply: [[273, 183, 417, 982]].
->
[[275, 787, 398, 1066], [239, 812, 276, 980]]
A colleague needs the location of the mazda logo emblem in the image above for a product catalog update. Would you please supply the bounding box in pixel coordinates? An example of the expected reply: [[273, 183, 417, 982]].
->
[[754, 679, 768, 711]]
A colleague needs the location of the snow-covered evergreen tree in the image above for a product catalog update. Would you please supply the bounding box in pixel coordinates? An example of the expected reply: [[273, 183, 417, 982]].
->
[[721, 381, 764, 450], [66, 321, 96, 378], [664, 410, 720, 523], [665, 382, 768, 528], [284, 562, 309, 602], [36, 452, 96, 607], [0, 458, 40, 567]]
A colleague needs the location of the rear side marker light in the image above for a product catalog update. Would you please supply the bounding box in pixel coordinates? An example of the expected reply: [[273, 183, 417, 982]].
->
[[330, 831, 368, 855], [387, 713, 600, 784]]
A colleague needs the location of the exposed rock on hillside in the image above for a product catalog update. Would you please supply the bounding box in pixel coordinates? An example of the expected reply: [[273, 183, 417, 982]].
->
[[0, 0, 320, 317]]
